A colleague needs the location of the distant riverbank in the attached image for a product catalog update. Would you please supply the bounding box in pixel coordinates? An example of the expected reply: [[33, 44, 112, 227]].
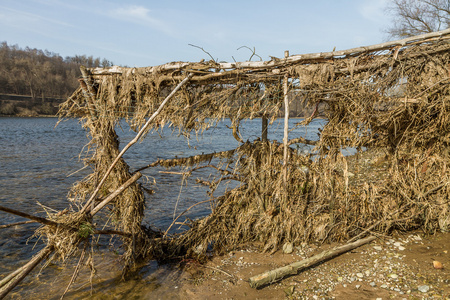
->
[[0, 94, 64, 117]]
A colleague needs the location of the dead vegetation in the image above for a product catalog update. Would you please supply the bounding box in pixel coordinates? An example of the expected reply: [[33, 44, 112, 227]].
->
[[1, 29, 450, 298]]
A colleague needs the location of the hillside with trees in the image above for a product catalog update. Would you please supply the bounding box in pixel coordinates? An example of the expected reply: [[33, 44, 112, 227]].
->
[[0, 42, 114, 116]]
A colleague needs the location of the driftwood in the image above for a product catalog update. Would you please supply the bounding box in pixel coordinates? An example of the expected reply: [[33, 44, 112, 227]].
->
[[90, 172, 142, 215], [89, 28, 450, 76], [0, 246, 53, 299], [248, 236, 376, 289], [0, 73, 196, 299], [0, 171, 143, 298]]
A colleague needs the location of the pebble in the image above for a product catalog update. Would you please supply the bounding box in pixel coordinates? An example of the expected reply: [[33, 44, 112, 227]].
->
[[283, 242, 293, 254], [418, 285, 430, 293], [373, 245, 382, 251], [380, 284, 388, 289], [370, 282, 376, 287], [398, 246, 406, 251], [356, 273, 364, 278], [389, 274, 399, 279], [355, 284, 361, 289]]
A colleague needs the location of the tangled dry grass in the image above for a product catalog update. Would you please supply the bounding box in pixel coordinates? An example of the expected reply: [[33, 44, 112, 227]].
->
[[57, 30, 450, 267]]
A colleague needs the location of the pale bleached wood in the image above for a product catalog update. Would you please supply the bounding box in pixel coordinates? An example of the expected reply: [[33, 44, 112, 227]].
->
[[0, 246, 53, 298], [248, 236, 376, 289], [90, 172, 142, 216], [89, 28, 450, 76]]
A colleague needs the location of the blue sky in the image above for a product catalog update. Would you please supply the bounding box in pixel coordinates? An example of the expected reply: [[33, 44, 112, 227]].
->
[[0, 0, 391, 67]]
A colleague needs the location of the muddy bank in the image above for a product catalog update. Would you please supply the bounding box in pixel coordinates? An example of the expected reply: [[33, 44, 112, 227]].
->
[[178, 230, 449, 299]]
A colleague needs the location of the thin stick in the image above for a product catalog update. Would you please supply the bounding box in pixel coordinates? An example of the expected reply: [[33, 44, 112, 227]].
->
[[61, 245, 86, 299], [90, 172, 142, 216], [0, 220, 37, 229], [283, 50, 290, 187], [80, 73, 193, 214], [0, 205, 58, 227], [164, 199, 213, 237], [248, 236, 376, 288], [346, 204, 409, 243]]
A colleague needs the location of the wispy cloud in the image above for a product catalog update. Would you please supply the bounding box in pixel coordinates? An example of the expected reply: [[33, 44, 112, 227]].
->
[[358, 0, 389, 24], [0, 5, 74, 28], [108, 5, 172, 35]]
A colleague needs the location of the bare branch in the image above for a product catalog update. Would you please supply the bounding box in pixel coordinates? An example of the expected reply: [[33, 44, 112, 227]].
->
[[188, 44, 217, 62], [237, 46, 263, 61]]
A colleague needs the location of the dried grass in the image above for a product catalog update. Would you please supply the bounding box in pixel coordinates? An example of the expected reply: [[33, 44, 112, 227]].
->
[[57, 36, 450, 264]]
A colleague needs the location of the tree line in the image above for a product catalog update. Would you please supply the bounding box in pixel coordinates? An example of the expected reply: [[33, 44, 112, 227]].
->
[[0, 41, 113, 99], [0, 41, 114, 115]]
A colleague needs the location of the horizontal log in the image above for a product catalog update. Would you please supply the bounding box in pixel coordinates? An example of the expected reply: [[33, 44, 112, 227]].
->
[[89, 29, 450, 76], [248, 236, 376, 288]]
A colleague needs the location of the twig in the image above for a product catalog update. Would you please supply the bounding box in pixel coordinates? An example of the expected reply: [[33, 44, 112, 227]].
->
[[66, 165, 89, 177], [0, 205, 58, 227], [347, 205, 410, 243], [164, 199, 213, 237], [188, 44, 216, 62], [61, 244, 87, 299], [201, 265, 236, 282], [94, 229, 131, 237], [0, 220, 37, 229], [237, 46, 262, 61]]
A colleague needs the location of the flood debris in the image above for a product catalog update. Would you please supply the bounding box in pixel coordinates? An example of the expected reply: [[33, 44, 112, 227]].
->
[[1, 29, 450, 298]]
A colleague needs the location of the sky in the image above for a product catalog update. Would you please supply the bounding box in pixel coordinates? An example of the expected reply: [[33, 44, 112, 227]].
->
[[0, 0, 391, 67]]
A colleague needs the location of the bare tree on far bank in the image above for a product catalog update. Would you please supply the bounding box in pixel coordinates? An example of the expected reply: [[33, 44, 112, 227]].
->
[[385, 0, 450, 38]]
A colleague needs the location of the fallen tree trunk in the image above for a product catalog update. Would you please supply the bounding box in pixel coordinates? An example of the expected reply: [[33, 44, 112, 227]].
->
[[248, 236, 376, 289]]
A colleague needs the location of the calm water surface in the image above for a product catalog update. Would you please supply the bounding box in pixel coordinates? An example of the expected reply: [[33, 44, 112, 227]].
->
[[0, 117, 325, 299]]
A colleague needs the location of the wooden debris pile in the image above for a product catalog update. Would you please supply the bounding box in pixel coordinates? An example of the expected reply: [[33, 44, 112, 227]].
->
[[1, 28, 450, 298]]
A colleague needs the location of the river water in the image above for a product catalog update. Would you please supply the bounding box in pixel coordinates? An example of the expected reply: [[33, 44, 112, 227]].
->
[[0, 117, 325, 299]]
